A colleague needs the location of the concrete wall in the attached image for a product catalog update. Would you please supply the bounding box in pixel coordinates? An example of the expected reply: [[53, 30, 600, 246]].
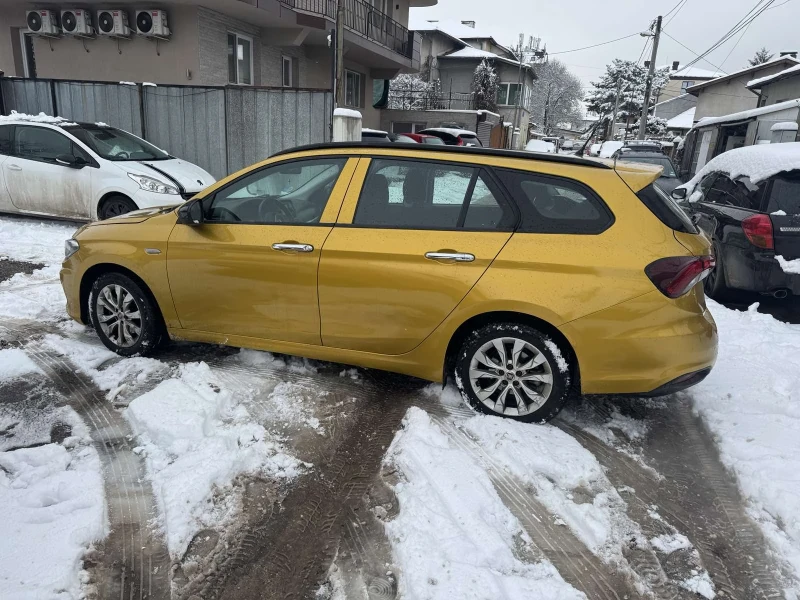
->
[[198, 7, 260, 85], [653, 93, 696, 121], [759, 77, 800, 106], [0, 5, 201, 84], [380, 108, 483, 132], [0, 8, 28, 76], [694, 64, 789, 121]]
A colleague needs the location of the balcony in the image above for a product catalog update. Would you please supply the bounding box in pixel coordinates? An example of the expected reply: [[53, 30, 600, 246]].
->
[[388, 89, 475, 111], [279, 0, 416, 60]]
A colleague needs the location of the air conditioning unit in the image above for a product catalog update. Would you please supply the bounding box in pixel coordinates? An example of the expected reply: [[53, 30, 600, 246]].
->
[[135, 10, 170, 38], [26, 10, 61, 36], [61, 9, 94, 36], [96, 9, 130, 37]]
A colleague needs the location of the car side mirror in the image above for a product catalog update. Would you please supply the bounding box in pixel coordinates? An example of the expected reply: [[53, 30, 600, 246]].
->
[[56, 154, 81, 168], [177, 198, 204, 226], [671, 188, 687, 200]]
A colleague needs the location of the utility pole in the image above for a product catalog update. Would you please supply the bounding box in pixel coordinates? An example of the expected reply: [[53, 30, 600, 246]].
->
[[638, 15, 661, 140], [512, 32, 525, 148], [610, 80, 625, 140], [335, 0, 345, 107]]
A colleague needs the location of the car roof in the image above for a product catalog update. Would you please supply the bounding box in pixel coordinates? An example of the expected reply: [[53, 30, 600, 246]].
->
[[619, 152, 671, 159], [0, 119, 108, 129], [420, 127, 479, 137], [271, 142, 612, 169]]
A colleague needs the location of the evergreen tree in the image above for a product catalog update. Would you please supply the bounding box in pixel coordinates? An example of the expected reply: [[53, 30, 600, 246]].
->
[[586, 59, 670, 125], [748, 47, 774, 66], [472, 59, 499, 112]]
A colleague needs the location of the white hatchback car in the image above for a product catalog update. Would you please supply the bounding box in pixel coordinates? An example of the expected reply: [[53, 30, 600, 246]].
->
[[0, 116, 214, 220]]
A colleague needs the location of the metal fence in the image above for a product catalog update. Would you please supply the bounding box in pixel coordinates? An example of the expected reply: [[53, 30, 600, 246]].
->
[[0, 77, 332, 180], [388, 90, 475, 111]]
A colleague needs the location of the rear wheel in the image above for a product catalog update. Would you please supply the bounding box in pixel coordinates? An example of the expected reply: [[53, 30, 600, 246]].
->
[[704, 241, 728, 299], [89, 272, 164, 356], [99, 195, 137, 220], [454, 323, 572, 423]]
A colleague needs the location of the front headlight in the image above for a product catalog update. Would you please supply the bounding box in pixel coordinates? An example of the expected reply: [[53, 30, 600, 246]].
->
[[128, 173, 179, 195], [65, 239, 80, 260]]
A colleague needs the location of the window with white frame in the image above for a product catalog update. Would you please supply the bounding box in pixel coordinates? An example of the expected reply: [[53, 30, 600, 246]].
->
[[497, 82, 524, 106], [227, 32, 253, 85], [345, 70, 362, 108], [282, 56, 293, 87], [681, 80, 695, 90]]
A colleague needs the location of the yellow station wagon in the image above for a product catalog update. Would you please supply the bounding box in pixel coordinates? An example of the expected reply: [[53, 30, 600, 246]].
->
[[60, 143, 718, 422]]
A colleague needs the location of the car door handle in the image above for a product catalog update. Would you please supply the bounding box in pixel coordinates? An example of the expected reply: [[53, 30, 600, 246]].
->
[[272, 243, 314, 253], [7, 164, 22, 171], [425, 251, 475, 263]]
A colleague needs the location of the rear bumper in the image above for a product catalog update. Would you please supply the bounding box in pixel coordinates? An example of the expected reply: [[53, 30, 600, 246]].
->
[[607, 367, 712, 398], [560, 287, 718, 395], [723, 246, 800, 295]]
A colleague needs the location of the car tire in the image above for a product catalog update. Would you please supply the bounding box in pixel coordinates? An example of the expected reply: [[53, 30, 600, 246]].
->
[[89, 272, 164, 357], [99, 195, 137, 220], [454, 323, 573, 423], [704, 241, 728, 300]]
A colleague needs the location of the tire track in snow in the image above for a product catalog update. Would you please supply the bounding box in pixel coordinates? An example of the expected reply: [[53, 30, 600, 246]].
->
[[0, 321, 171, 600]]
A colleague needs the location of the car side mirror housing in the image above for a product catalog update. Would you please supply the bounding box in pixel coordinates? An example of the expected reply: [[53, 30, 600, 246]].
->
[[671, 187, 687, 200], [177, 198, 204, 226], [56, 154, 82, 168]]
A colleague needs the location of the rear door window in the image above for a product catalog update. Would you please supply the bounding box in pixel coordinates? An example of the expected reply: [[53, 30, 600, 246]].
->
[[495, 169, 613, 234], [766, 175, 800, 215]]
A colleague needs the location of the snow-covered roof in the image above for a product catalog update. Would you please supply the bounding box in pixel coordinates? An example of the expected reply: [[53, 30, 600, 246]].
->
[[685, 56, 800, 95], [408, 17, 493, 41], [747, 63, 800, 89], [662, 65, 725, 79], [667, 107, 696, 130], [679, 142, 800, 197], [771, 121, 799, 132], [440, 46, 530, 70], [695, 98, 800, 128]]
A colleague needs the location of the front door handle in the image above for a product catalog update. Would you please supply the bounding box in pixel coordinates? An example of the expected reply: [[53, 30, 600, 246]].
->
[[425, 251, 475, 263], [7, 164, 22, 171], [272, 242, 314, 253]]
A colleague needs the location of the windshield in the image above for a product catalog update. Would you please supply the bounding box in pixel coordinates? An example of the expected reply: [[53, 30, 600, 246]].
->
[[66, 126, 170, 161], [620, 155, 677, 177]]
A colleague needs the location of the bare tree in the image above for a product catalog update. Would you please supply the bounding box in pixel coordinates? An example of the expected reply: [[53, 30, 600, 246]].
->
[[529, 60, 584, 134]]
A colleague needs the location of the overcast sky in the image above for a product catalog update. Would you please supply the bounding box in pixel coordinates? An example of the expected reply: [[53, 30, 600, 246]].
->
[[409, 0, 799, 87]]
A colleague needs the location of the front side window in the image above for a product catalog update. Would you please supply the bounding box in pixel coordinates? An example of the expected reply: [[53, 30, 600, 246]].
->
[[346, 70, 362, 107], [205, 158, 347, 224], [497, 83, 522, 106], [766, 175, 800, 215], [14, 126, 73, 162], [227, 33, 253, 85], [353, 159, 514, 230], [0, 125, 12, 155], [705, 175, 761, 210], [66, 126, 168, 161], [496, 169, 612, 234]]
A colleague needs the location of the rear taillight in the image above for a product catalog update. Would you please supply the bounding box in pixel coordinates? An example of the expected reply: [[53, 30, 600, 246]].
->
[[456, 138, 464, 146], [742, 214, 774, 249], [645, 256, 716, 298]]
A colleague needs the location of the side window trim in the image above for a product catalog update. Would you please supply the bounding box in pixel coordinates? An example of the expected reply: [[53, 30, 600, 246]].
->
[[455, 169, 480, 228], [0, 125, 14, 156]]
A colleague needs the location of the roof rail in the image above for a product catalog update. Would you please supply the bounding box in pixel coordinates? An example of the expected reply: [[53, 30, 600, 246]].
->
[[270, 142, 612, 169]]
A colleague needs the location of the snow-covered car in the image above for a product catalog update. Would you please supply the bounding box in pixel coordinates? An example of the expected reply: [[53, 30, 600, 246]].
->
[[0, 114, 215, 220], [524, 140, 556, 153], [672, 143, 800, 298], [588, 143, 601, 156], [418, 128, 482, 147], [361, 128, 391, 142], [598, 141, 624, 158]]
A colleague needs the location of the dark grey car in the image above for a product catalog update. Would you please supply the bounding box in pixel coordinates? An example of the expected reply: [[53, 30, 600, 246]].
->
[[617, 152, 682, 194]]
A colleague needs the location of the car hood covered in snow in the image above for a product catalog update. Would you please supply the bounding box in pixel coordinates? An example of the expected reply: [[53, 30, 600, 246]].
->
[[122, 158, 215, 193]]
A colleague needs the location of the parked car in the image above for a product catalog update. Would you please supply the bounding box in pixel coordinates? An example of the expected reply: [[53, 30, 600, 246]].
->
[[61, 142, 717, 423], [599, 141, 624, 158], [403, 133, 446, 145], [361, 128, 391, 142], [620, 140, 663, 154], [524, 140, 556, 153], [561, 140, 575, 151], [672, 143, 800, 299], [418, 128, 482, 146], [388, 133, 419, 143], [541, 137, 561, 151], [617, 152, 682, 194], [588, 143, 602, 156], [0, 117, 215, 220]]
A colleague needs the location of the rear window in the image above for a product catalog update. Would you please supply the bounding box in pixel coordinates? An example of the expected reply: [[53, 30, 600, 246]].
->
[[766, 175, 800, 215], [460, 134, 482, 147], [637, 183, 698, 234]]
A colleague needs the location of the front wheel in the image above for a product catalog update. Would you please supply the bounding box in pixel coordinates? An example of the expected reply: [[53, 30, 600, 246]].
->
[[99, 195, 137, 220], [454, 323, 573, 423], [89, 272, 164, 357]]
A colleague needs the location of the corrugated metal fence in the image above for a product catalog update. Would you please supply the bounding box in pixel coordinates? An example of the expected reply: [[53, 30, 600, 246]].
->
[[0, 78, 332, 180]]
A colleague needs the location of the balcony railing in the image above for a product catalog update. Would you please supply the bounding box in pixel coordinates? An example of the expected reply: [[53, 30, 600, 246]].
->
[[387, 90, 475, 111], [280, 0, 414, 59]]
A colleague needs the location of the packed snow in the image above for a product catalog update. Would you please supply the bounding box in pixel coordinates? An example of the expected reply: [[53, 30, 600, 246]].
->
[[680, 571, 716, 599], [0, 111, 77, 127], [771, 121, 799, 132], [0, 413, 106, 600], [687, 301, 800, 579], [333, 108, 362, 119], [679, 142, 800, 197], [0, 347, 43, 381], [776, 255, 800, 275], [650, 533, 692, 555], [383, 408, 585, 599]]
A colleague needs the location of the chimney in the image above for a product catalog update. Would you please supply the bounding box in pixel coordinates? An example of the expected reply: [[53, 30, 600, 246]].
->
[[780, 51, 798, 59], [644, 60, 650, 68], [672, 61, 680, 71], [461, 20, 476, 28]]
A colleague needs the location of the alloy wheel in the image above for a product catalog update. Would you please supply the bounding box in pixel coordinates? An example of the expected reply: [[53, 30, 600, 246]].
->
[[96, 284, 142, 348], [468, 337, 554, 416]]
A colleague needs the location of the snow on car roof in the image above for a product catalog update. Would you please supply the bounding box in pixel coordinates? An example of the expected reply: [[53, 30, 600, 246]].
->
[[422, 127, 478, 137], [679, 142, 800, 197], [0, 111, 78, 127], [361, 127, 388, 135]]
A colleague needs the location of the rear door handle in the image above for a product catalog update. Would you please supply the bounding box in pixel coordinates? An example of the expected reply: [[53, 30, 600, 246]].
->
[[272, 242, 314, 253], [425, 251, 475, 263], [7, 164, 22, 171]]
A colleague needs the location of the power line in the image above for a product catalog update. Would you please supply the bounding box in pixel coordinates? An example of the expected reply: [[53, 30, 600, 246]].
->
[[664, 0, 689, 27], [661, 31, 728, 73], [663, 0, 686, 18], [719, 19, 753, 69], [548, 32, 641, 55]]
